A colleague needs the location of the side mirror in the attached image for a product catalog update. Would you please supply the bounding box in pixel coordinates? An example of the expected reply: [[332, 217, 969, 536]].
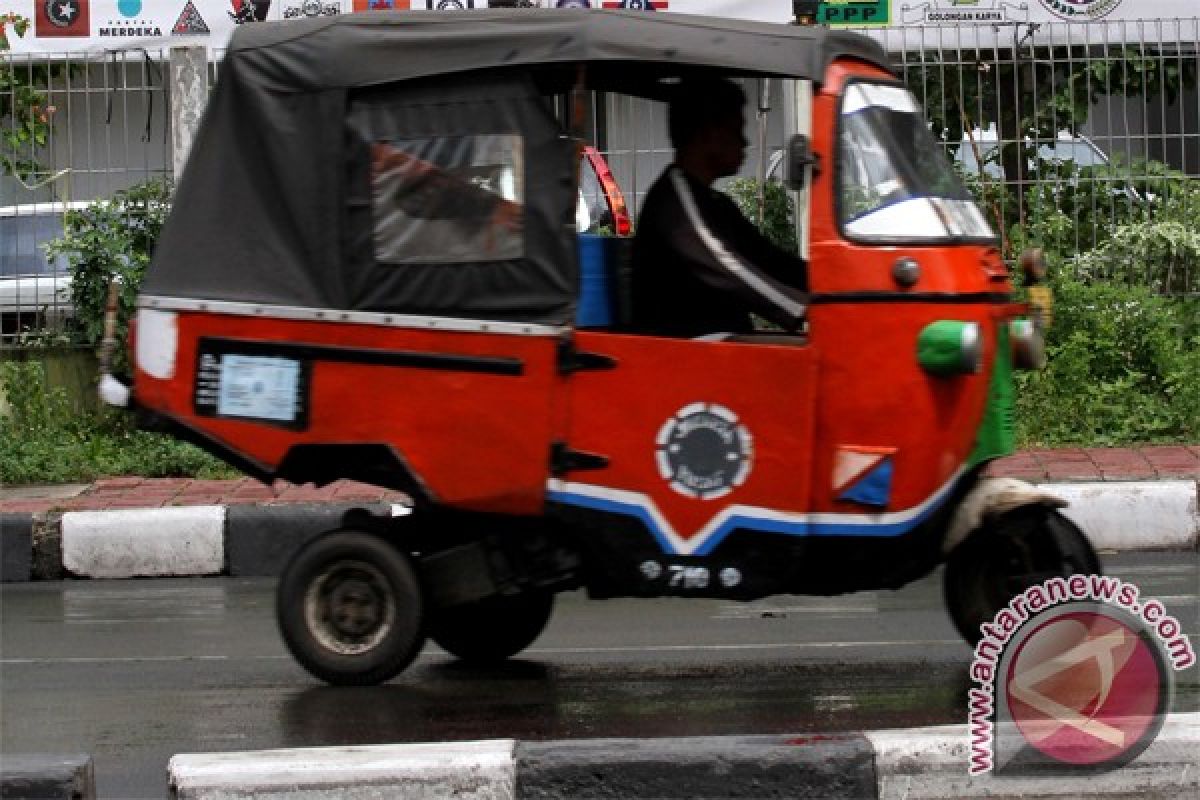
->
[[783, 133, 818, 191]]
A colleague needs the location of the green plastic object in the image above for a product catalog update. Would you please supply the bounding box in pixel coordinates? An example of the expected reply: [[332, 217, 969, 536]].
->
[[917, 320, 979, 376], [968, 322, 1017, 468]]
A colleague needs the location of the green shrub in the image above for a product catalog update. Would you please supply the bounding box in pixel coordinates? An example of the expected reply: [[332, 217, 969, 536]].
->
[[725, 177, 798, 255], [0, 361, 237, 484], [45, 179, 172, 372], [1069, 220, 1200, 296], [1007, 157, 1199, 444], [1015, 279, 1199, 446]]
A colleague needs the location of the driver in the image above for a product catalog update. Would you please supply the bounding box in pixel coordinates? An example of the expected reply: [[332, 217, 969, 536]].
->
[[631, 78, 809, 337]]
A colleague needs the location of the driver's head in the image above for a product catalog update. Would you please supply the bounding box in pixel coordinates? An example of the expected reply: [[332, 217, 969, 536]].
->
[[668, 77, 748, 182]]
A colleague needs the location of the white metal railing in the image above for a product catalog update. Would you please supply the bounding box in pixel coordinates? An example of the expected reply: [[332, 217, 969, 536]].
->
[[3, 17, 1197, 342]]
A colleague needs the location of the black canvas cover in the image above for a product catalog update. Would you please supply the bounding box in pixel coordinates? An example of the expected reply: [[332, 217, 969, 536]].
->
[[143, 9, 890, 324]]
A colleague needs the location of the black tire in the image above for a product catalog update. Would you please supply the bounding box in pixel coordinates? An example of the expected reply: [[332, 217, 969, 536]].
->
[[429, 590, 554, 664], [276, 530, 425, 686], [944, 506, 1100, 646]]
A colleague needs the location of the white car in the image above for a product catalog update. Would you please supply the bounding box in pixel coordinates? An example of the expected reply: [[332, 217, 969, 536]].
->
[[0, 201, 89, 336], [957, 129, 1114, 176], [956, 129, 1149, 208]]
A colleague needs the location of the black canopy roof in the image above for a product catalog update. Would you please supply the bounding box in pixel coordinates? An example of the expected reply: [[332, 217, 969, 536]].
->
[[143, 10, 892, 325], [224, 9, 891, 92]]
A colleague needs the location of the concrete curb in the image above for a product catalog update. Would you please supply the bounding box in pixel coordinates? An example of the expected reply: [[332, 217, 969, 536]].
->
[[867, 712, 1200, 798], [0, 503, 390, 581], [225, 503, 391, 577], [0, 754, 96, 800], [515, 734, 876, 799], [165, 715, 1200, 799], [0, 481, 1195, 581], [0, 512, 32, 582], [62, 506, 225, 578], [169, 740, 516, 800], [1052, 481, 1198, 552]]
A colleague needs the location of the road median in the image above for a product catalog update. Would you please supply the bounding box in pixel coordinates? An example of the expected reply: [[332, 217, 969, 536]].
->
[[1, 480, 1194, 582], [164, 715, 1200, 799]]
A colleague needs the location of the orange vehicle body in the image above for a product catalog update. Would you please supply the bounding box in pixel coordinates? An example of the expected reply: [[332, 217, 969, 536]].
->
[[132, 57, 1019, 574], [117, 9, 1105, 686]]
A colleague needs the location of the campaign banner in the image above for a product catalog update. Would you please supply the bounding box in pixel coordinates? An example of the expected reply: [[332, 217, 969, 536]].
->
[[0, 0, 795, 55], [1, 0, 1195, 56], [855, 0, 1200, 50], [5, 0, 235, 53]]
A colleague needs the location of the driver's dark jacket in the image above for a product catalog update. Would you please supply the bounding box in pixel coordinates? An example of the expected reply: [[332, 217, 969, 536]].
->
[[630, 166, 808, 337]]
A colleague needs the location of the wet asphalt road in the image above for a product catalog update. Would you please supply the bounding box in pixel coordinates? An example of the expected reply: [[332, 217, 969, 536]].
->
[[1, 552, 1197, 799]]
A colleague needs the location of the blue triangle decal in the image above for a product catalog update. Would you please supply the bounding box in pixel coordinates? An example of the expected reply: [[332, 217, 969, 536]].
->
[[838, 457, 893, 508]]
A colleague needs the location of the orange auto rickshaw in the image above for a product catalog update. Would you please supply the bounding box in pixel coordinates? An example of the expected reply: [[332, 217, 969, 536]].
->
[[104, 9, 1099, 685]]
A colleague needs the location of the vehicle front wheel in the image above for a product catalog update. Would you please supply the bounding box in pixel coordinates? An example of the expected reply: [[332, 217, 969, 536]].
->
[[428, 590, 554, 665], [944, 506, 1100, 646], [276, 530, 425, 686]]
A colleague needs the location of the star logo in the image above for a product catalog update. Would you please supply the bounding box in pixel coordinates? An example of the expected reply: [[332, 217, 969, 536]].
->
[[50, 0, 79, 25], [37, 0, 89, 36]]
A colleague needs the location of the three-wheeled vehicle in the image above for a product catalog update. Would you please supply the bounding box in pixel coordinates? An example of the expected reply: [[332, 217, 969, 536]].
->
[[106, 8, 1100, 685]]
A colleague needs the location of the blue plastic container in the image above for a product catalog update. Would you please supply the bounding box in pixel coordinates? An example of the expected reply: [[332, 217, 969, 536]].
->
[[576, 233, 615, 327]]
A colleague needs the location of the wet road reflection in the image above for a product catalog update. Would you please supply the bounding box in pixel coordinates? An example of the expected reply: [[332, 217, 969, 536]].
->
[[278, 659, 971, 747], [2, 552, 1195, 798]]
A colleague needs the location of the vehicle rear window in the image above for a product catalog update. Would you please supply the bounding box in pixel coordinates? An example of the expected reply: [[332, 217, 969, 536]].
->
[[0, 215, 65, 278], [370, 134, 525, 265]]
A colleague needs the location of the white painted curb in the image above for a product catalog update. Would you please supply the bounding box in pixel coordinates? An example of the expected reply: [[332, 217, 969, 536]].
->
[[61, 506, 225, 578], [1045, 481, 1199, 551], [168, 739, 516, 800], [45, 480, 1198, 580], [866, 712, 1200, 799]]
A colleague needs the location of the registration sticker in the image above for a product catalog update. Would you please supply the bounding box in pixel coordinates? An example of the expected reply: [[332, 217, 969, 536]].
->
[[217, 355, 302, 422], [195, 341, 310, 429]]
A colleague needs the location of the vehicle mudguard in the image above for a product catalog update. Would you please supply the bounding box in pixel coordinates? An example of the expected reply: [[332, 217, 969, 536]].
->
[[942, 477, 1068, 555]]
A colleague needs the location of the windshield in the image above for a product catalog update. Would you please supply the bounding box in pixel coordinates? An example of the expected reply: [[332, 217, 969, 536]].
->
[[838, 83, 993, 242]]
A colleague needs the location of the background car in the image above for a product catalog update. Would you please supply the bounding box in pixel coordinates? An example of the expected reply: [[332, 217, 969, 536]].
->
[[0, 201, 88, 337], [957, 128, 1117, 176]]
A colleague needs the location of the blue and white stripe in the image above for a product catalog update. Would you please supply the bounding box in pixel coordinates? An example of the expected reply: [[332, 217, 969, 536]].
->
[[546, 468, 967, 556]]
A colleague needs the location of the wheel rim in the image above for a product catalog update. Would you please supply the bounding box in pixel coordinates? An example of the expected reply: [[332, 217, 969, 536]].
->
[[303, 559, 396, 656], [979, 532, 1079, 610], [979, 535, 1038, 606]]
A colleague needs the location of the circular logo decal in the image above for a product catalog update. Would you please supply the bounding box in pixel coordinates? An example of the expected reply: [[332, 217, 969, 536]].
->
[[1037, 0, 1123, 21], [45, 0, 82, 26], [436, 0, 467, 8], [118, 0, 143, 17], [1003, 604, 1170, 770], [656, 403, 753, 500]]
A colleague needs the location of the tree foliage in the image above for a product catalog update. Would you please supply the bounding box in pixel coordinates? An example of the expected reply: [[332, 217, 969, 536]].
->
[[910, 44, 1198, 152], [45, 179, 173, 371], [907, 42, 1199, 228], [0, 361, 236, 484], [1, 13, 64, 182]]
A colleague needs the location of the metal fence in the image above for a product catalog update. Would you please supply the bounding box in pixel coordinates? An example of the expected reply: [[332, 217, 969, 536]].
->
[[2, 48, 172, 343], [3, 17, 1198, 344], [876, 19, 1200, 296]]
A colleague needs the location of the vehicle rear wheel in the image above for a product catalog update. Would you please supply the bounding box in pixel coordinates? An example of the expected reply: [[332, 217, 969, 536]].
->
[[276, 530, 425, 686], [944, 506, 1100, 646], [429, 590, 554, 664]]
